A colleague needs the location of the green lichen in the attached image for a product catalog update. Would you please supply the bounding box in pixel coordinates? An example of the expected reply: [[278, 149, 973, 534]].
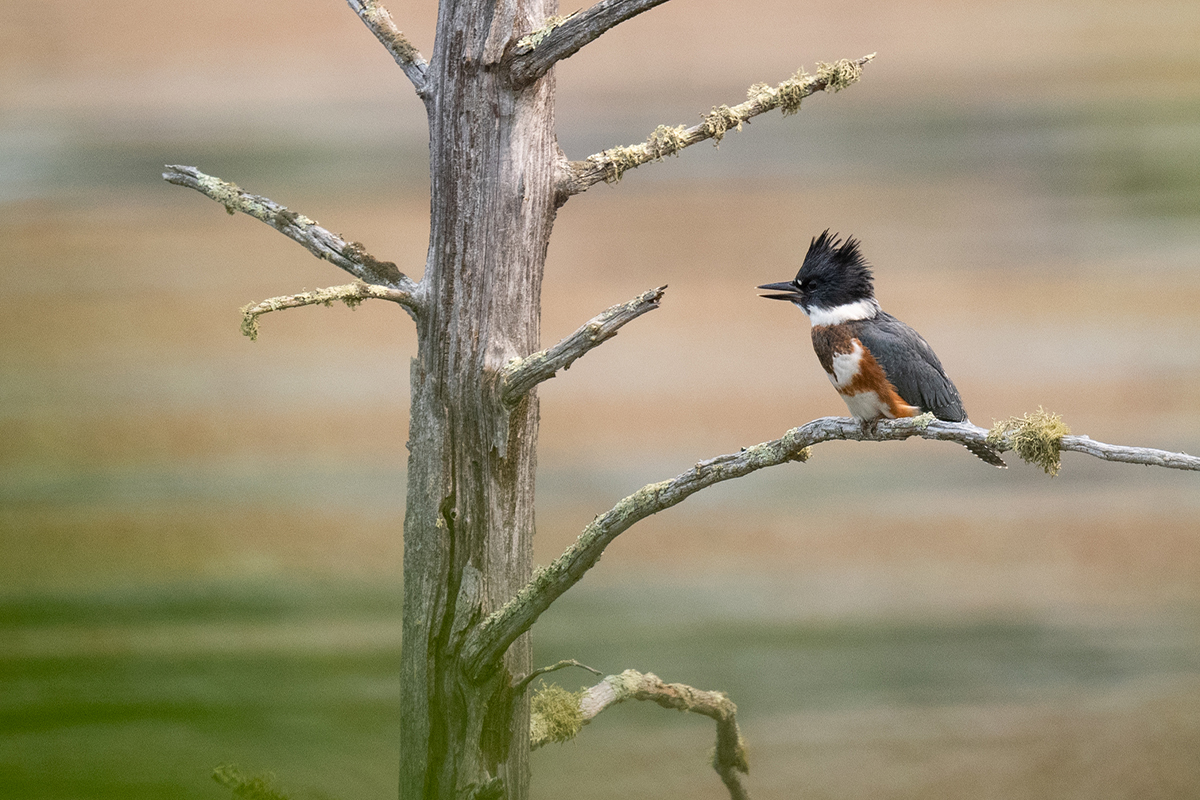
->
[[816, 58, 864, 92], [646, 124, 687, 161], [239, 304, 261, 341], [238, 284, 370, 340], [710, 735, 751, 773], [529, 682, 585, 746], [200, 174, 243, 215], [988, 407, 1071, 476], [776, 68, 812, 115], [746, 82, 776, 106], [702, 105, 744, 145], [212, 765, 291, 800], [516, 13, 574, 52], [594, 146, 643, 183], [911, 411, 936, 430]]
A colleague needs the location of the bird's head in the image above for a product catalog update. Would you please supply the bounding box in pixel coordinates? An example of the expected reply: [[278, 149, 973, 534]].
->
[[758, 230, 877, 323]]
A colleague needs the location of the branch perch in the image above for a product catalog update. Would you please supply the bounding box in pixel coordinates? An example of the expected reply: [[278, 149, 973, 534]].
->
[[507, 0, 673, 86], [531, 670, 749, 800], [464, 412, 1198, 676], [163, 166, 421, 318], [513, 659, 602, 696], [240, 281, 415, 340], [500, 286, 666, 405], [345, 0, 430, 98], [559, 54, 874, 196]]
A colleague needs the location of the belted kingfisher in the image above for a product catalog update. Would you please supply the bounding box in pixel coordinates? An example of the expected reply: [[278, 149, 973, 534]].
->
[[759, 231, 1005, 467]]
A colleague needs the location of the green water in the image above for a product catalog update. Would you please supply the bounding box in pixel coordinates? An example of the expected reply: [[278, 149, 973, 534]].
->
[[3, 580, 1196, 799]]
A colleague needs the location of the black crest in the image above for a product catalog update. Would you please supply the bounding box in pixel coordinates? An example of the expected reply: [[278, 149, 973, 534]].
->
[[795, 230, 876, 309]]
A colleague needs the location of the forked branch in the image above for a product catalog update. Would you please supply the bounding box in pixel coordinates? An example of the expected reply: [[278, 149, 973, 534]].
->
[[507, 0, 673, 86], [163, 166, 421, 318], [559, 55, 874, 197], [464, 412, 1199, 675], [530, 670, 748, 800], [345, 0, 430, 98], [500, 286, 666, 405]]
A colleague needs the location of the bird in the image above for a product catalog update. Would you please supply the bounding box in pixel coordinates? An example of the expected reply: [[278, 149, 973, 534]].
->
[[758, 230, 1005, 467]]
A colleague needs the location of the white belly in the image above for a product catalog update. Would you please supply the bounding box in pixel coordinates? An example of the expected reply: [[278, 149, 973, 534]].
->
[[840, 389, 896, 420]]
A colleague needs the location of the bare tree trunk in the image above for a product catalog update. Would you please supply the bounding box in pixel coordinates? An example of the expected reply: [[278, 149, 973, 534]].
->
[[400, 1, 557, 797], [167, 4, 1197, 799]]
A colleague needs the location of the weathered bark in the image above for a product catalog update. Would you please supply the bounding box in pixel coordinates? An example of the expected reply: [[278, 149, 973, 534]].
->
[[399, 1, 558, 798], [165, 2, 1199, 792]]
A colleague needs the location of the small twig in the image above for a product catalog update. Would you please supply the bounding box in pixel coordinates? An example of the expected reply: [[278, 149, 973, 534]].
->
[[558, 55, 874, 197], [163, 166, 421, 318], [500, 286, 666, 405], [513, 659, 603, 695], [463, 413, 1198, 677], [531, 670, 749, 800], [345, 0, 430, 98], [506, 0, 673, 86], [239, 281, 414, 340]]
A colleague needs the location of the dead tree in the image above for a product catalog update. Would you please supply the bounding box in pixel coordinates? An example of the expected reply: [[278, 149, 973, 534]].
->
[[165, 1, 1200, 798]]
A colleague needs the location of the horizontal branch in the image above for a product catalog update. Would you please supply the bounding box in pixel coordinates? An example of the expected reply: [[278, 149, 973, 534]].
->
[[163, 166, 421, 317], [558, 54, 874, 197], [464, 412, 1198, 675], [345, 0, 430, 98], [531, 670, 748, 800], [500, 286, 666, 405], [507, 0, 673, 86], [1059, 435, 1200, 470], [239, 281, 415, 340]]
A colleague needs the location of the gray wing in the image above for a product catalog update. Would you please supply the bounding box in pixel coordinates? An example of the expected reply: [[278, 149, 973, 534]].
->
[[849, 312, 967, 422]]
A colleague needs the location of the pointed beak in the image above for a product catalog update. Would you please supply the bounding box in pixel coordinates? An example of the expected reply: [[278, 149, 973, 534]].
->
[[757, 281, 802, 301]]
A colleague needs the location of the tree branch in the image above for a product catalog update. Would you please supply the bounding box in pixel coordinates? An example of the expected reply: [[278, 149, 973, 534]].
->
[[513, 659, 602, 696], [239, 281, 416, 340], [531, 670, 749, 800], [506, 0, 673, 86], [464, 412, 1198, 675], [557, 55, 874, 198], [500, 286, 666, 406], [345, 0, 430, 98], [163, 166, 422, 318], [1059, 435, 1200, 470]]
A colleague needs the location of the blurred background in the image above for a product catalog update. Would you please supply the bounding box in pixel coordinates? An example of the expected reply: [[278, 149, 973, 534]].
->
[[3, 0, 1199, 798]]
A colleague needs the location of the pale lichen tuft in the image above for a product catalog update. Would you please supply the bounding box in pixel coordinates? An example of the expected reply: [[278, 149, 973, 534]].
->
[[646, 124, 687, 161], [776, 68, 812, 115], [239, 305, 260, 341], [746, 82, 776, 106], [988, 407, 1071, 476], [816, 58, 864, 92], [529, 683, 585, 746], [702, 105, 744, 145], [593, 146, 643, 183]]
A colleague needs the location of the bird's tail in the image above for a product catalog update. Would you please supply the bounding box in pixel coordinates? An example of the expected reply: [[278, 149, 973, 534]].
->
[[964, 439, 1006, 468]]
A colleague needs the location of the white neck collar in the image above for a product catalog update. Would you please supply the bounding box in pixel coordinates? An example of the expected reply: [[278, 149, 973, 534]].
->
[[806, 298, 879, 327]]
